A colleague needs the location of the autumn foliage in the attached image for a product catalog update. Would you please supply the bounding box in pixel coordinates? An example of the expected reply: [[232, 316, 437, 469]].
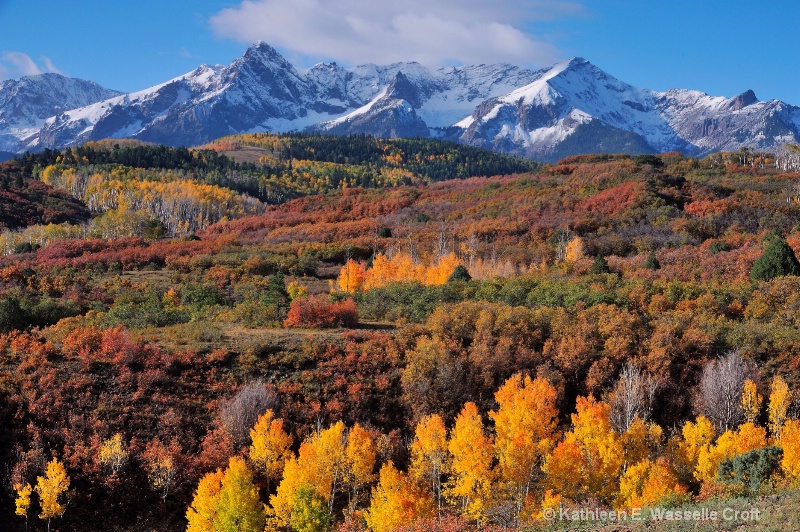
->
[[284, 296, 359, 328]]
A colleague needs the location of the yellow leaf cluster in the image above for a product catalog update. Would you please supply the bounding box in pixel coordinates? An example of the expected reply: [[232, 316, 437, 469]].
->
[[741, 379, 762, 425], [446, 402, 494, 524], [544, 396, 623, 504], [98, 433, 129, 474], [618, 458, 686, 509], [35, 458, 70, 522], [490, 374, 558, 518], [768, 376, 792, 438], [365, 462, 434, 532], [249, 410, 293, 486], [778, 419, 800, 482], [14, 482, 32, 518], [695, 422, 766, 482]]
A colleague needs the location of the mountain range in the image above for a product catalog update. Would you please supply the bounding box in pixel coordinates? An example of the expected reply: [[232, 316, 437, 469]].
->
[[2, 42, 799, 162]]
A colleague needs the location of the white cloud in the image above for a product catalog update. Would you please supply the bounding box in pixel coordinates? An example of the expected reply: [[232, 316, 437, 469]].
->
[[209, 0, 581, 68], [0, 51, 63, 80]]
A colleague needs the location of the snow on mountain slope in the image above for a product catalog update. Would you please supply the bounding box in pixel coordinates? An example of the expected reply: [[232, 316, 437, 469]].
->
[[6, 42, 800, 162], [457, 57, 800, 160], [0, 74, 121, 153]]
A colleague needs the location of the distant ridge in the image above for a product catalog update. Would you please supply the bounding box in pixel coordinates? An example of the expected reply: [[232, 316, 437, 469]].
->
[[2, 42, 799, 162]]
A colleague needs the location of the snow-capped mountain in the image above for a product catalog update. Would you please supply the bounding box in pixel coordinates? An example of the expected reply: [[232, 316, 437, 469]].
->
[[456, 57, 800, 160], [3, 43, 800, 162], [0, 73, 121, 155]]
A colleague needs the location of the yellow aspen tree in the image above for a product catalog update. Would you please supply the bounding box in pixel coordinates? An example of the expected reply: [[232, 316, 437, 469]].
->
[[564, 237, 586, 263], [363, 253, 395, 290], [249, 409, 293, 492], [269, 455, 305, 529], [779, 419, 800, 482], [35, 458, 70, 532], [186, 469, 224, 532], [489, 374, 558, 522], [409, 414, 449, 516], [365, 461, 434, 532], [695, 422, 767, 482], [98, 433, 129, 475], [768, 375, 792, 439], [544, 396, 623, 505], [446, 402, 494, 524], [14, 482, 32, 527], [287, 281, 309, 301], [214, 457, 266, 532], [344, 424, 377, 514], [620, 418, 663, 472], [617, 458, 686, 510], [679, 416, 715, 469], [289, 485, 330, 532], [741, 380, 762, 425], [269, 421, 348, 527]]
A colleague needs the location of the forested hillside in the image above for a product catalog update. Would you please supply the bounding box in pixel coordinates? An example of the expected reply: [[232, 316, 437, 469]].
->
[[0, 135, 536, 251], [2, 146, 800, 531]]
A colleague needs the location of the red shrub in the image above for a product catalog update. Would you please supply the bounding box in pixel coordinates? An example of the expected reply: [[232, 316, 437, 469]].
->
[[284, 295, 359, 329]]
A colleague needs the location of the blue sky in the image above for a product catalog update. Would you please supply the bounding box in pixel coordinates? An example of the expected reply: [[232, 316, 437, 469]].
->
[[1, 0, 797, 104]]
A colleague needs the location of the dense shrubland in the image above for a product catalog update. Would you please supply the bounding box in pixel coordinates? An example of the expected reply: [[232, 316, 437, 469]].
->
[[1, 146, 800, 530]]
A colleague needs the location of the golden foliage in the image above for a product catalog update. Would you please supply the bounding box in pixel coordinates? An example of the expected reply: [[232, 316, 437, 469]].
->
[[365, 462, 434, 532], [214, 457, 266, 532], [98, 433, 129, 474], [186, 469, 224, 532], [618, 458, 686, 509], [490, 374, 558, 520], [695, 422, 767, 482], [14, 482, 32, 518], [446, 402, 494, 524], [409, 414, 449, 514], [768, 376, 792, 438], [779, 419, 800, 481], [544, 396, 622, 504], [741, 379, 762, 425], [35, 458, 70, 523], [337, 252, 464, 292], [248, 409, 293, 487]]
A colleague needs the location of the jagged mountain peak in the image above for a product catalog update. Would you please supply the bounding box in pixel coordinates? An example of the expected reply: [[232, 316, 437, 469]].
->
[[2, 42, 799, 163], [729, 89, 758, 110]]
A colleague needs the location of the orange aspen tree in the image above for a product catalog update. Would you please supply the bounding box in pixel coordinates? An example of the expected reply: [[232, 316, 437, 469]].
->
[[489, 374, 558, 522], [544, 396, 623, 505], [337, 259, 366, 293]]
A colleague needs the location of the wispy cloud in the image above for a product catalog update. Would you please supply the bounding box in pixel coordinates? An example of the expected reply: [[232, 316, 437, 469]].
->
[[209, 0, 582, 68], [0, 51, 64, 80]]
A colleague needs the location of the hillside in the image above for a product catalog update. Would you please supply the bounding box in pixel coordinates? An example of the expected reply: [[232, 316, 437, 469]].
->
[[0, 135, 536, 248], [2, 149, 800, 530]]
